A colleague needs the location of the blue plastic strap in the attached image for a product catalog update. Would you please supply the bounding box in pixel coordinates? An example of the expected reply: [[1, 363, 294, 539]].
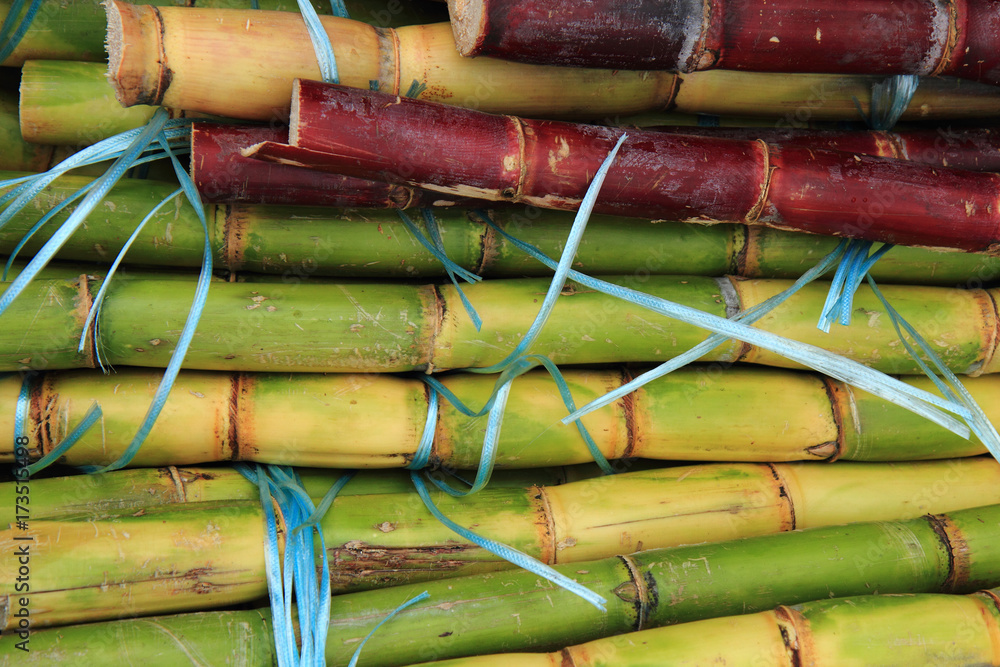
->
[[422, 208, 483, 329], [396, 209, 483, 329], [25, 403, 102, 476], [403, 80, 427, 99], [238, 464, 353, 667], [410, 471, 606, 610], [347, 591, 431, 667], [79, 132, 214, 474], [296, 0, 343, 83], [3, 180, 97, 280], [475, 211, 842, 423], [472, 213, 971, 437], [248, 465, 296, 666], [0, 0, 42, 62], [0, 110, 172, 317], [866, 276, 1000, 458], [817, 239, 893, 332], [0, 123, 190, 226], [406, 388, 438, 471], [859, 75, 920, 131], [476, 134, 628, 375], [12, 372, 31, 445], [77, 187, 185, 368]]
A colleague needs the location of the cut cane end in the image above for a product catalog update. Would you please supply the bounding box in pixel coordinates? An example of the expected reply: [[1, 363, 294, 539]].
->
[[104, 1, 129, 105], [289, 79, 302, 147], [105, 0, 169, 108], [446, 0, 487, 57]]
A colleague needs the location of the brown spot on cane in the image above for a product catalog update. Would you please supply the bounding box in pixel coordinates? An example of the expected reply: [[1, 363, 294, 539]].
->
[[222, 205, 248, 271], [474, 212, 501, 275], [327, 543, 482, 589], [74, 274, 98, 370], [774, 605, 808, 666], [167, 465, 187, 502], [982, 287, 1000, 374], [27, 375, 47, 461], [530, 485, 558, 564], [424, 284, 447, 374], [615, 554, 651, 632], [926, 512, 972, 592], [764, 464, 797, 531], [817, 377, 848, 462], [106, 2, 174, 107], [619, 367, 638, 461]]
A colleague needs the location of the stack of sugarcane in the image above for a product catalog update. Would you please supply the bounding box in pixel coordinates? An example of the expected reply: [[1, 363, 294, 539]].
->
[[4, 0, 1000, 664]]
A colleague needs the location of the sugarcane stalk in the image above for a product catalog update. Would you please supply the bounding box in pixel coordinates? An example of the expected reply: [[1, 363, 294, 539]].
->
[[8, 503, 1000, 665], [647, 125, 1000, 173], [0, 499, 275, 629], [18, 60, 162, 145], [191, 124, 469, 208], [645, 70, 1000, 123], [0, 608, 276, 665], [254, 80, 1000, 254], [0, 89, 56, 172], [6, 171, 1000, 283], [0, 463, 626, 526], [2, 365, 996, 470], [417, 588, 1000, 666], [445, 0, 1000, 88], [107, 4, 1000, 124], [314, 503, 1000, 665], [0, 0, 445, 67], [5, 459, 1000, 629], [105, 4, 678, 120], [196, 121, 1000, 206], [3, 274, 997, 374]]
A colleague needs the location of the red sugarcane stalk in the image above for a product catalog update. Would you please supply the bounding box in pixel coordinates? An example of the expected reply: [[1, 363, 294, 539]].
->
[[244, 80, 1000, 254], [445, 0, 1000, 87], [644, 126, 1000, 173], [192, 124, 470, 208]]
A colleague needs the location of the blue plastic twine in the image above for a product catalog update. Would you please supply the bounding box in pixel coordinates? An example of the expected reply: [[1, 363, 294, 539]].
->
[[347, 590, 431, 667], [396, 209, 484, 329], [388, 137, 631, 615], [474, 220, 974, 438], [866, 277, 1000, 458], [0, 112, 211, 475], [80, 127, 215, 474], [816, 239, 893, 332], [237, 464, 355, 667], [475, 134, 628, 375], [857, 75, 920, 132], [0, 0, 42, 63], [295, 0, 349, 84]]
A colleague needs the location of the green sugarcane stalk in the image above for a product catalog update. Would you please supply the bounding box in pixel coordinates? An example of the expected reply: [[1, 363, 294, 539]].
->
[[6, 503, 1000, 665], [1, 274, 996, 375], [4, 172, 1000, 284], [18, 60, 161, 145], [0, 0, 445, 67], [1, 500, 272, 629], [0, 463, 629, 526], [418, 588, 1000, 666], [0, 608, 276, 665], [4, 458, 999, 629], [3, 366, 995, 470], [0, 90, 60, 172]]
